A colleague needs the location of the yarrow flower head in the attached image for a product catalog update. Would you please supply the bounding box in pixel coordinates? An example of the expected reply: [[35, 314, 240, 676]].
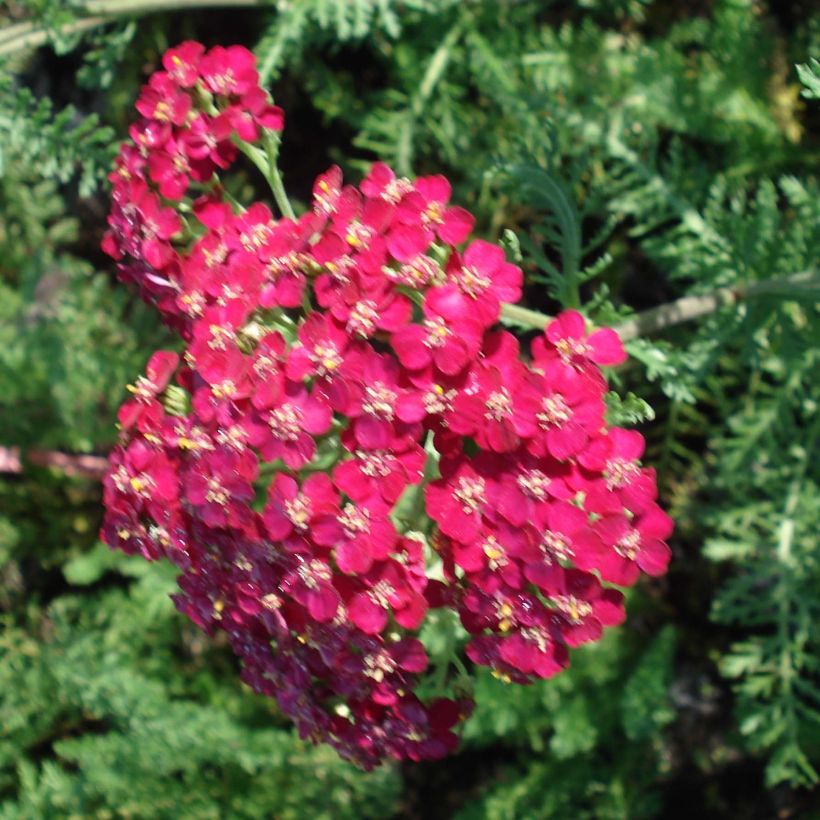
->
[[101, 41, 672, 769]]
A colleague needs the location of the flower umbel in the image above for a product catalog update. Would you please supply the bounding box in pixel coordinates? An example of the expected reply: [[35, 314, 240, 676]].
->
[[101, 41, 672, 770]]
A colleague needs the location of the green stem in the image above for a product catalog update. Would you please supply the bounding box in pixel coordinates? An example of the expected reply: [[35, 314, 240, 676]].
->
[[221, 188, 243, 212], [235, 134, 295, 220], [262, 129, 296, 220], [431, 612, 457, 692], [613, 270, 819, 341], [396, 285, 425, 308], [451, 652, 470, 684], [0, 17, 104, 57], [498, 269, 820, 337], [0, 0, 265, 58], [84, 0, 259, 12], [499, 302, 552, 330]]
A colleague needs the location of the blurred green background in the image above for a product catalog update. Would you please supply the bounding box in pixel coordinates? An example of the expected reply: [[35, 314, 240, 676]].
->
[[1, 1, 818, 817]]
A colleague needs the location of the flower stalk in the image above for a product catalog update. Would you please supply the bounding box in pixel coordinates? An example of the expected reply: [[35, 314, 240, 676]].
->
[[499, 270, 819, 339]]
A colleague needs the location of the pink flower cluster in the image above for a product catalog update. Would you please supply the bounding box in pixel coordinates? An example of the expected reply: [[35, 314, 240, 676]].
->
[[101, 42, 672, 768]]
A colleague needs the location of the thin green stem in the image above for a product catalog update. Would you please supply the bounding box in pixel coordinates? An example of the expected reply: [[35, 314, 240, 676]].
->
[[613, 270, 819, 341], [235, 133, 295, 220], [0, 17, 104, 57], [0, 0, 265, 58], [430, 612, 457, 693], [498, 269, 820, 337], [221, 188, 243, 212], [262, 129, 295, 220], [451, 652, 470, 684], [499, 302, 552, 330], [84, 0, 260, 12]]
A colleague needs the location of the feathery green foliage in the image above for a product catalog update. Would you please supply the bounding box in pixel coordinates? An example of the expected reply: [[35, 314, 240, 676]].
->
[[0, 81, 115, 196]]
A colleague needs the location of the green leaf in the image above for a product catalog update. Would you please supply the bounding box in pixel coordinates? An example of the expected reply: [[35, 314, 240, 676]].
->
[[621, 627, 677, 741], [63, 542, 148, 586], [796, 58, 820, 100]]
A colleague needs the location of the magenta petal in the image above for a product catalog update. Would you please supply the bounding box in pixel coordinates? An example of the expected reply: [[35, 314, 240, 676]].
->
[[336, 539, 373, 575], [395, 595, 427, 630], [584, 484, 624, 515], [152, 468, 178, 502], [348, 593, 387, 634], [438, 207, 474, 245], [425, 284, 466, 319], [370, 518, 398, 559], [588, 328, 626, 365], [381, 470, 408, 505], [311, 515, 343, 547], [595, 590, 626, 626], [379, 296, 413, 331], [574, 521, 601, 550], [453, 540, 484, 572], [487, 420, 519, 453], [464, 239, 504, 272], [495, 487, 528, 527], [388, 224, 430, 261], [259, 105, 284, 131], [435, 338, 470, 375], [332, 459, 367, 501], [307, 586, 340, 622], [495, 262, 523, 304], [637, 539, 672, 576], [549, 501, 588, 534], [499, 635, 536, 674], [436, 506, 482, 543], [621, 472, 658, 512], [547, 310, 586, 344], [564, 619, 602, 647], [547, 424, 588, 461], [638, 505, 674, 540], [391, 326, 430, 370], [146, 351, 179, 387], [595, 515, 630, 545], [396, 392, 427, 423], [419, 174, 451, 203], [534, 645, 568, 679], [275, 276, 306, 308], [355, 416, 390, 449], [117, 400, 142, 430], [302, 397, 332, 434], [264, 508, 291, 540], [281, 436, 315, 469], [611, 428, 645, 460], [286, 347, 313, 380], [395, 638, 429, 673], [599, 552, 640, 586], [525, 561, 562, 594]]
